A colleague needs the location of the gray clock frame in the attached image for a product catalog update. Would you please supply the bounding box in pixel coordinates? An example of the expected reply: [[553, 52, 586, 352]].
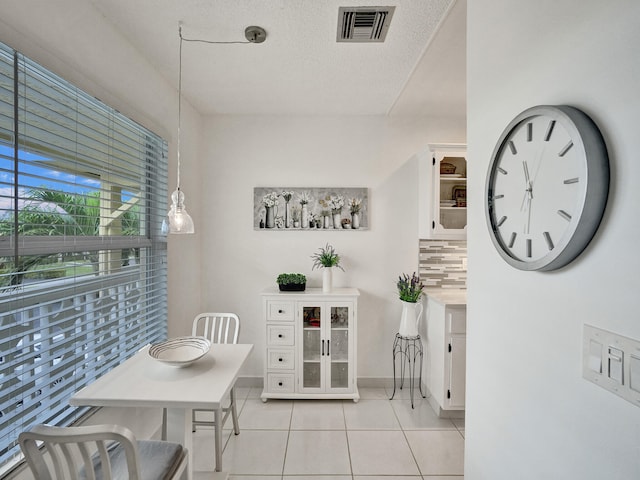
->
[[485, 105, 609, 271]]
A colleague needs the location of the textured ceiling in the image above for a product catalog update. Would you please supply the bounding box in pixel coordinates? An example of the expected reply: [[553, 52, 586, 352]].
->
[[88, 0, 465, 116]]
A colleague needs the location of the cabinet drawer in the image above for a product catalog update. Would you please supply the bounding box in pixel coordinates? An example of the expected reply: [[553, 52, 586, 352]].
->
[[447, 308, 467, 334], [267, 348, 294, 369], [267, 325, 295, 346], [267, 373, 295, 393], [267, 301, 295, 321]]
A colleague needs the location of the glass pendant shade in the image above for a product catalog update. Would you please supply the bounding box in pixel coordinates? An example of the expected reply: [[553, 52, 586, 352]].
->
[[167, 188, 194, 234]]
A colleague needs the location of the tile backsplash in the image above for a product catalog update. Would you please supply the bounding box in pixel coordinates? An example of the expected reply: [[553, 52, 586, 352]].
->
[[419, 239, 467, 289]]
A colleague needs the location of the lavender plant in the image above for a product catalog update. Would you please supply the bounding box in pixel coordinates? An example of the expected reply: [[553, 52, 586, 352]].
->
[[397, 272, 424, 303]]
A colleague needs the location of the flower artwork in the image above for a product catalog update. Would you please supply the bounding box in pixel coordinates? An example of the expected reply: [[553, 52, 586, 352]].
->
[[324, 194, 344, 214], [262, 191, 279, 207], [253, 187, 368, 230], [349, 198, 362, 214], [298, 191, 311, 205]]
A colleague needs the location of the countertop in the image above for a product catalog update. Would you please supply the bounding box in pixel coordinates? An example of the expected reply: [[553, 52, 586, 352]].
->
[[424, 288, 467, 306]]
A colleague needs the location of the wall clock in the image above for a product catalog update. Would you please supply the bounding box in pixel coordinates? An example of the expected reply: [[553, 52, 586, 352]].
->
[[485, 105, 609, 271]]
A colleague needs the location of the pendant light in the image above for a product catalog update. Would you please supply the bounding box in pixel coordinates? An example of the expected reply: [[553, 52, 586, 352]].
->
[[164, 23, 267, 234], [166, 23, 195, 234]]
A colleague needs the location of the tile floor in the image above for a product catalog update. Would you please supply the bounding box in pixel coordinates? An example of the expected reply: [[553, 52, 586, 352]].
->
[[192, 387, 465, 480]]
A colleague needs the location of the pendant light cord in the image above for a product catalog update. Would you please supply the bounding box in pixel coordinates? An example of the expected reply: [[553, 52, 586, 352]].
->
[[177, 24, 183, 192], [176, 24, 256, 189], [181, 36, 251, 45]]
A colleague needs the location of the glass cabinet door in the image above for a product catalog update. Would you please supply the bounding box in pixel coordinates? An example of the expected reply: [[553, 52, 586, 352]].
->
[[301, 305, 322, 389], [434, 151, 467, 235], [330, 305, 349, 389]]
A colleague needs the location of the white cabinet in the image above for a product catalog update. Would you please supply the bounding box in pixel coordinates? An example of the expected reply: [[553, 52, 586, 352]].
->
[[261, 288, 359, 401], [425, 294, 466, 415], [418, 143, 467, 240]]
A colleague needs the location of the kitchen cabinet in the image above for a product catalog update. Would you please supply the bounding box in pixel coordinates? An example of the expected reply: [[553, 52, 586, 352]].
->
[[418, 143, 467, 240], [424, 290, 466, 416], [261, 288, 359, 401]]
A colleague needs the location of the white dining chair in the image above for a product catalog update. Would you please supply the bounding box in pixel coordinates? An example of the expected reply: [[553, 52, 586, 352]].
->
[[191, 312, 241, 434], [19, 423, 188, 480]]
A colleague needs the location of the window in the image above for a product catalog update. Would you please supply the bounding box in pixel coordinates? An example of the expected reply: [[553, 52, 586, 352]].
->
[[0, 41, 168, 469]]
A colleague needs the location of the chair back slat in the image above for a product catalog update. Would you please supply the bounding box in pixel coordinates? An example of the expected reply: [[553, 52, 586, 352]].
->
[[94, 440, 113, 480], [49, 443, 69, 480], [192, 312, 240, 344], [77, 441, 96, 480]]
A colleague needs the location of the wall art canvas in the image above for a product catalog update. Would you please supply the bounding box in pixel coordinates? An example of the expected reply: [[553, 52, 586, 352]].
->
[[254, 187, 369, 230]]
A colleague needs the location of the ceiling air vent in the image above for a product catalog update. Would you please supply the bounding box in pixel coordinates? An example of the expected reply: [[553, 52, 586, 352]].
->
[[337, 6, 395, 43]]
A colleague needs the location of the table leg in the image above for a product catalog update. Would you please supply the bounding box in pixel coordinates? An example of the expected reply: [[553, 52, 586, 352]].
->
[[166, 407, 194, 480], [214, 407, 223, 472]]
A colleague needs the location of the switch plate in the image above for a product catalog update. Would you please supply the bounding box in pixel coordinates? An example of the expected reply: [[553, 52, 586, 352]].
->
[[583, 324, 640, 408]]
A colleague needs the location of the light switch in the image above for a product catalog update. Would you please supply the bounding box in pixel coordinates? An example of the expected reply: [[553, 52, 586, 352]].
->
[[583, 324, 640, 408], [630, 355, 640, 393], [608, 347, 623, 384], [588, 340, 603, 373]]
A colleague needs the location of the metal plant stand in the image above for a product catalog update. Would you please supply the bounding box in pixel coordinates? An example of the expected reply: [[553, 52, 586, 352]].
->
[[389, 333, 426, 408]]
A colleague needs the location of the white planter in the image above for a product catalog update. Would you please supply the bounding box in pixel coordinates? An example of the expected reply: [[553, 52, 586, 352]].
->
[[322, 267, 333, 293], [398, 300, 423, 338]]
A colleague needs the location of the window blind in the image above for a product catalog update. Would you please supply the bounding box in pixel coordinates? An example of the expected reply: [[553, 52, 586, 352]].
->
[[0, 41, 168, 470]]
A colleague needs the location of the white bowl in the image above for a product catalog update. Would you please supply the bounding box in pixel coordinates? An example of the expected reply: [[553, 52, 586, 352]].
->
[[149, 336, 211, 367]]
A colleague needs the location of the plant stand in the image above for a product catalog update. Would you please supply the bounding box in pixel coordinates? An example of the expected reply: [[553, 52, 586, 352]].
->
[[389, 333, 426, 408]]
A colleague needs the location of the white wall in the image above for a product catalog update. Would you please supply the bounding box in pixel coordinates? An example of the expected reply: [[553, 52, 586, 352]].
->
[[466, 1, 640, 478], [196, 115, 465, 378]]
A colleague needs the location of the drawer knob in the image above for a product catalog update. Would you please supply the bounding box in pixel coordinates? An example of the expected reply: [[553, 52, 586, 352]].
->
[[278, 382, 283, 386], [278, 309, 283, 313], [278, 334, 283, 338], [278, 357, 283, 362]]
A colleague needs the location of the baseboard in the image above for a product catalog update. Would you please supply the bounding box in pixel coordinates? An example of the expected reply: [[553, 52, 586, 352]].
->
[[236, 376, 425, 391]]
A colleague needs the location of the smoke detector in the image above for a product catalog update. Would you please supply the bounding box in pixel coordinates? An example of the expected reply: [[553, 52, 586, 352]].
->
[[337, 6, 396, 43]]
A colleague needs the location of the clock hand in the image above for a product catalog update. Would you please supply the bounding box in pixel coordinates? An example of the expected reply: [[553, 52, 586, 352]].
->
[[522, 160, 531, 185], [520, 161, 534, 212], [523, 160, 533, 199], [525, 194, 532, 235], [521, 161, 534, 234], [532, 144, 546, 184]]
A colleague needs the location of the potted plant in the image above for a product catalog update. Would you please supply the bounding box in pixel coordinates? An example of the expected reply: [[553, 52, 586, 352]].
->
[[396, 272, 425, 338], [277, 273, 307, 291], [311, 243, 344, 293]]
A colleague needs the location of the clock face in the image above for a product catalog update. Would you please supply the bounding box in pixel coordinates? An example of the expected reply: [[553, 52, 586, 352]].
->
[[485, 105, 609, 271]]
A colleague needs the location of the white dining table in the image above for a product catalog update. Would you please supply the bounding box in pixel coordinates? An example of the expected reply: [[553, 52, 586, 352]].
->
[[70, 343, 254, 480]]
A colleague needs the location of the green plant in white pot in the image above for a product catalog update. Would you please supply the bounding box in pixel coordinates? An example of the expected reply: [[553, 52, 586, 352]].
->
[[396, 272, 424, 338], [311, 243, 344, 293]]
